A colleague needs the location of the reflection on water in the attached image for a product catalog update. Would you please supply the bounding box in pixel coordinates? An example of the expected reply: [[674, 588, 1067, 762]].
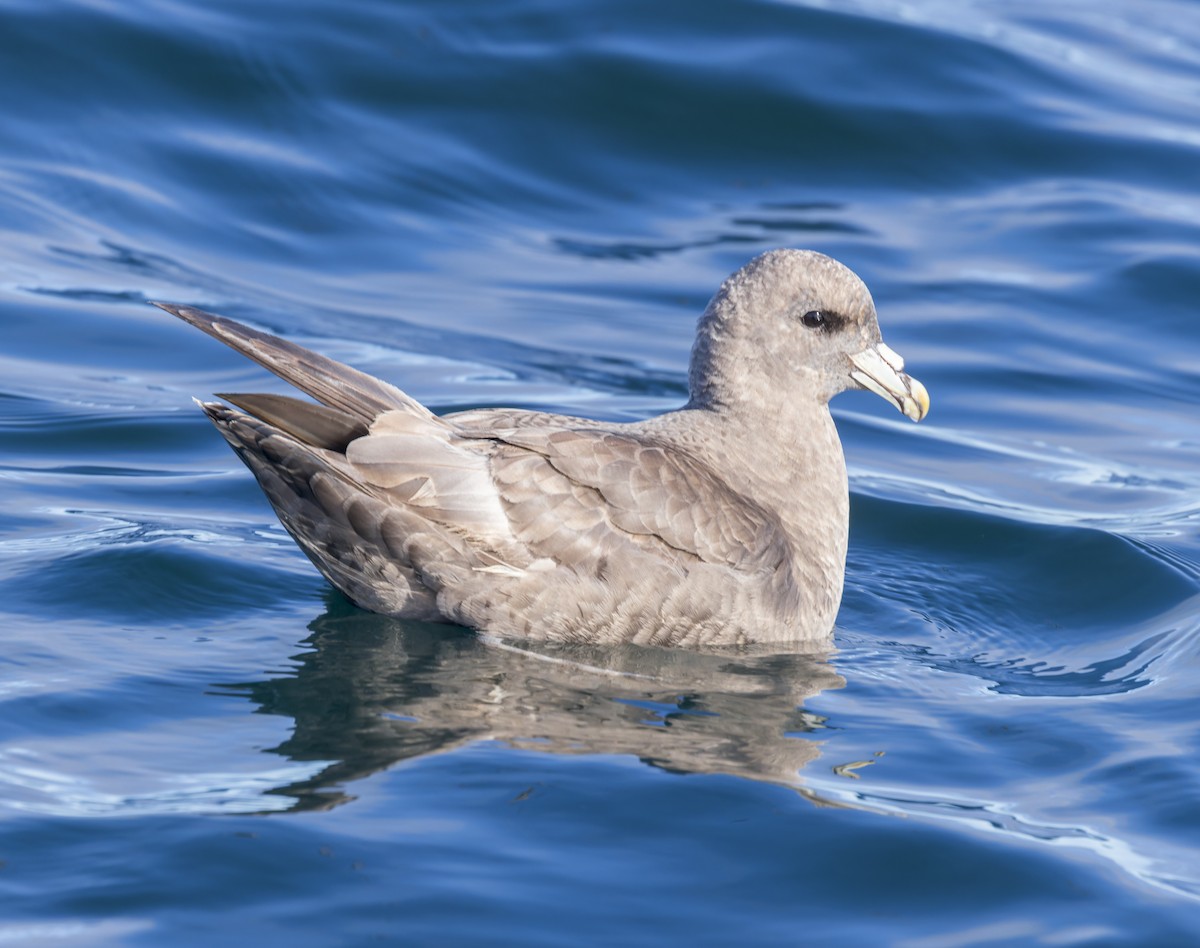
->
[[216, 596, 844, 812]]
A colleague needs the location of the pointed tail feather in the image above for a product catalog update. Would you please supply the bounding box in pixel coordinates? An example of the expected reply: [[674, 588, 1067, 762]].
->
[[217, 392, 368, 452], [152, 301, 437, 426]]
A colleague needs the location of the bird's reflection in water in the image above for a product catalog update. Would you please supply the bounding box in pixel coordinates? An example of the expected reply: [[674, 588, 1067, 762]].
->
[[217, 595, 845, 812]]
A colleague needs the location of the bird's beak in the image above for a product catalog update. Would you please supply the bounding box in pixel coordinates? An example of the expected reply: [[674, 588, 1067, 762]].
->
[[848, 343, 930, 422]]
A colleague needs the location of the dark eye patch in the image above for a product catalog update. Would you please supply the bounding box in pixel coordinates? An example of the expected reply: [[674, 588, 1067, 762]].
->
[[799, 310, 846, 331]]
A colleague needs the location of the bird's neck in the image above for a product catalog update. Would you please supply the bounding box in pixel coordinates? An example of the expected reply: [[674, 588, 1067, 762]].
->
[[652, 400, 850, 624]]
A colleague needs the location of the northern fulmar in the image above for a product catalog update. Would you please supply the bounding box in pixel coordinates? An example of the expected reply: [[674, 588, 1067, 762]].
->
[[156, 249, 928, 648]]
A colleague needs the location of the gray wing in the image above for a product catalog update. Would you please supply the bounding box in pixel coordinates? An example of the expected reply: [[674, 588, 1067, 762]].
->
[[152, 302, 435, 425], [445, 407, 612, 431], [468, 423, 790, 575]]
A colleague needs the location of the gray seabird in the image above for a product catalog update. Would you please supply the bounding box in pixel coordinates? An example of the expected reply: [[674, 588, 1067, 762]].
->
[[156, 249, 928, 648]]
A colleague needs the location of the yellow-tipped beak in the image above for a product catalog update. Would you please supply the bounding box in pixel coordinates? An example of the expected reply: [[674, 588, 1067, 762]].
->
[[848, 343, 930, 422]]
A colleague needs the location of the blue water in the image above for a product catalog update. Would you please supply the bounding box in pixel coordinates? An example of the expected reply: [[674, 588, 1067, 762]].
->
[[2, 1, 1199, 944]]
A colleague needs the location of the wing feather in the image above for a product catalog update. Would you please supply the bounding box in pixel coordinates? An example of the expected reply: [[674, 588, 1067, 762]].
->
[[477, 426, 788, 573], [154, 302, 435, 425]]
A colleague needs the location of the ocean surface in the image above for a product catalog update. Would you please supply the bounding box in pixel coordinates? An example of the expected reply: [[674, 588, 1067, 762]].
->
[[2, 1, 1198, 944]]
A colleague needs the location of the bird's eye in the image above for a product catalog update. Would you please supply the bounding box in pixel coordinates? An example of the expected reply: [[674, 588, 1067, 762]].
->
[[800, 310, 826, 329]]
